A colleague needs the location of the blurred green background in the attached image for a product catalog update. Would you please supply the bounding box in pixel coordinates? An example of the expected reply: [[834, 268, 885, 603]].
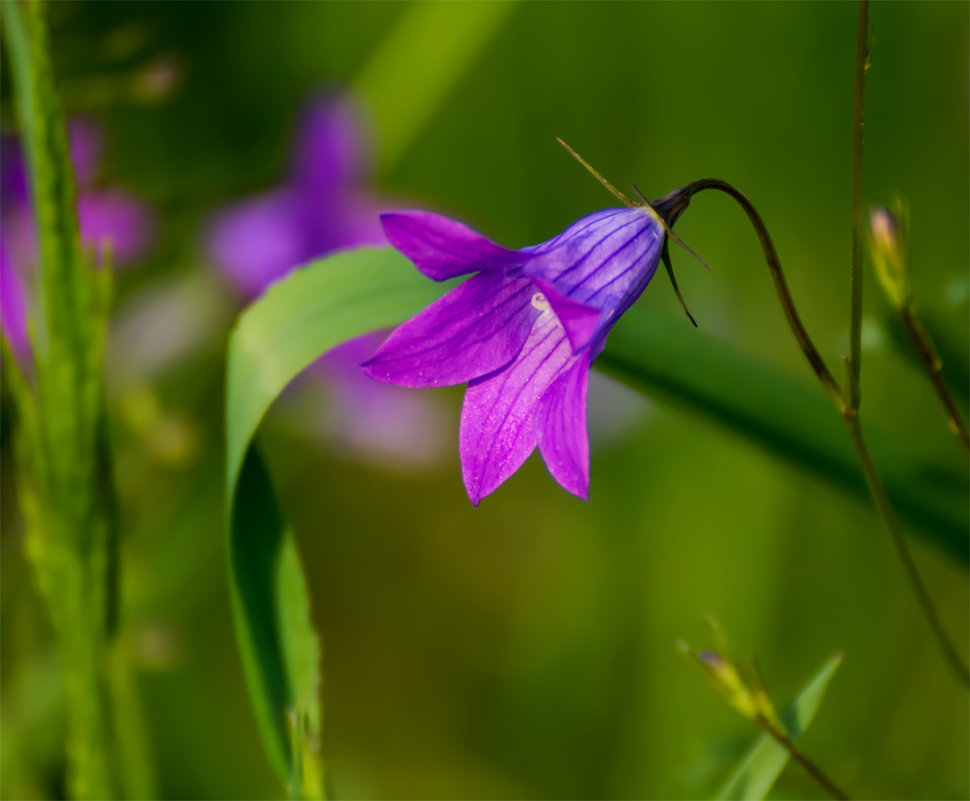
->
[[2, 1, 968, 798]]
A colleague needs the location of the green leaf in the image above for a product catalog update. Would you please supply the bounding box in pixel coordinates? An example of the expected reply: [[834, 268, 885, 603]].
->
[[229, 448, 321, 795], [224, 247, 446, 791], [715, 654, 843, 801]]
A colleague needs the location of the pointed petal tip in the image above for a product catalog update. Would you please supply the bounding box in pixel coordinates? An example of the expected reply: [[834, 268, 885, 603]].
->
[[380, 210, 525, 281], [463, 476, 484, 507]]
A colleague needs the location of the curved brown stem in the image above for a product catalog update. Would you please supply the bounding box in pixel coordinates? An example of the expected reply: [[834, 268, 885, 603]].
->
[[656, 178, 849, 415]]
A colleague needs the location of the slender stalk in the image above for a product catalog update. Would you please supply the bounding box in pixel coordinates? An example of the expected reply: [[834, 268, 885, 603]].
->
[[898, 306, 970, 454], [755, 713, 850, 801], [655, 177, 969, 687], [843, 417, 970, 684], [556, 137, 637, 208], [843, 0, 968, 685], [558, 2, 968, 683], [848, 0, 870, 408], [659, 179, 849, 415]]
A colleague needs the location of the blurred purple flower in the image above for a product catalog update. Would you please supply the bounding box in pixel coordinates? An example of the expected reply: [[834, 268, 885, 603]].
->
[[0, 237, 29, 363], [0, 118, 154, 360], [205, 94, 445, 465], [362, 207, 665, 504], [207, 96, 384, 299]]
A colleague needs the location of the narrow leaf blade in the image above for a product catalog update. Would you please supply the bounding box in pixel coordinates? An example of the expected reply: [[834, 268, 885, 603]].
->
[[715, 654, 843, 801], [224, 247, 446, 790]]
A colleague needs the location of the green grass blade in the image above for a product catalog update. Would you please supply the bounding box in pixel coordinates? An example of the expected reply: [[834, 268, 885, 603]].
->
[[224, 247, 446, 791], [354, 1, 517, 172], [1, 1, 120, 797], [229, 448, 321, 794], [715, 654, 843, 801]]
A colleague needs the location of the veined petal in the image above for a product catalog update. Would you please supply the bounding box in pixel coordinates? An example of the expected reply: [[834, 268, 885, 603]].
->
[[460, 311, 576, 505], [361, 272, 537, 388], [535, 357, 590, 500], [524, 207, 664, 336], [381, 211, 525, 281], [530, 276, 601, 353]]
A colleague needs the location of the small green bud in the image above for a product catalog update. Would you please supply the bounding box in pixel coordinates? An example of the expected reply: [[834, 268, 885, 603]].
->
[[868, 205, 911, 309]]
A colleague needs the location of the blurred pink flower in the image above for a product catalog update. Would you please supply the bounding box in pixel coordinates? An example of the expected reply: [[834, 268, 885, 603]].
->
[[0, 118, 154, 361], [205, 93, 446, 465]]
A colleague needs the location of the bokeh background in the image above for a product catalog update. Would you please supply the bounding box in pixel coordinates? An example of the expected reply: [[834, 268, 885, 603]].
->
[[2, 2, 968, 799]]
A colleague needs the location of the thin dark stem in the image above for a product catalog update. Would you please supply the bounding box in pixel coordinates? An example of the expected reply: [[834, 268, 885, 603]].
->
[[664, 179, 849, 414], [755, 714, 850, 800], [842, 415, 970, 685], [898, 306, 970, 454], [848, 0, 870, 408], [661, 178, 970, 688], [661, 244, 698, 327]]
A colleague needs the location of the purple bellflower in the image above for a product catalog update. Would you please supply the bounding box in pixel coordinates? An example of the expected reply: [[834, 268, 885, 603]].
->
[[362, 207, 666, 504], [205, 94, 446, 464], [0, 118, 154, 362]]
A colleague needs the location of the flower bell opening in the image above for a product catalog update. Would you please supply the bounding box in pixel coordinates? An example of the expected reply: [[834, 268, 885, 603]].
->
[[362, 205, 666, 504]]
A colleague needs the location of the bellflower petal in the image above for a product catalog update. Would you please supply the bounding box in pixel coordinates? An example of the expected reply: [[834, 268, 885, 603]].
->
[[525, 207, 664, 345], [364, 204, 666, 503], [381, 211, 525, 281], [207, 191, 306, 298], [361, 271, 537, 387], [535, 358, 590, 500], [460, 312, 576, 505]]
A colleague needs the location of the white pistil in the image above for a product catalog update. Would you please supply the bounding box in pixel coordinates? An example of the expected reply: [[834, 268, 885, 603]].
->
[[531, 292, 550, 312]]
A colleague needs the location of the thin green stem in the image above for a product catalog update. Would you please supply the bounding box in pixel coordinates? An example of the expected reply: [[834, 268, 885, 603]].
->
[[557, 137, 637, 208], [848, 0, 870, 409], [844, 0, 968, 685], [755, 713, 850, 801], [842, 413, 970, 685], [898, 306, 970, 454]]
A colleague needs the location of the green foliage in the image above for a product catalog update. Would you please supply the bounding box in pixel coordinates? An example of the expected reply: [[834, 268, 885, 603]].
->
[[0, 1, 120, 797], [599, 313, 968, 563], [224, 247, 447, 793], [715, 654, 843, 800]]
